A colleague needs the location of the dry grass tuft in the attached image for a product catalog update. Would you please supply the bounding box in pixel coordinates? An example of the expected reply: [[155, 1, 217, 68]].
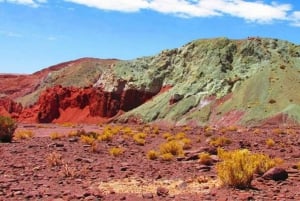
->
[[46, 152, 63, 167], [14, 130, 35, 140], [217, 148, 276, 188]]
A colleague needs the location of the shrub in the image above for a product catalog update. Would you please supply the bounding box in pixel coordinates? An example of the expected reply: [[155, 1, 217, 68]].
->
[[46, 152, 63, 167], [209, 136, 232, 147], [181, 138, 192, 149], [0, 116, 17, 143], [216, 149, 276, 188], [266, 138, 275, 148], [175, 132, 186, 140], [147, 150, 158, 160], [80, 135, 96, 145], [14, 130, 34, 140], [133, 133, 146, 146], [160, 153, 174, 161], [50, 132, 64, 140], [61, 163, 75, 177], [159, 140, 184, 157], [199, 152, 212, 165], [162, 132, 172, 139], [109, 147, 124, 157]]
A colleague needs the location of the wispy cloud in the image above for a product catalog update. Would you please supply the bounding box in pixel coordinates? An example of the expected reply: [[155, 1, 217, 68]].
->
[[64, 0, 299, 25], [0, 0, 46, 7], [1, 0, 300, 26], [0, 30, 23, 38]]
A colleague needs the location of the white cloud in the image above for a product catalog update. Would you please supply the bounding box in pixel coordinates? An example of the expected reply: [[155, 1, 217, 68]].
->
[[1, 0, 300, 26], [64, 0, 149, 12], [63, 0, 297, 24], [290, 11, 300, 27], [0, 0, 46, 7]]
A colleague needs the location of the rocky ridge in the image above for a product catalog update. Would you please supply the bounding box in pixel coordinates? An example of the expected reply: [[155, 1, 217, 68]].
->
[[0, 37, 300, 126]]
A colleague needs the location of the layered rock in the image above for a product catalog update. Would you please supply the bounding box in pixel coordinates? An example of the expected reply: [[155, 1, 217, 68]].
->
[[33, 85, 156, 123]]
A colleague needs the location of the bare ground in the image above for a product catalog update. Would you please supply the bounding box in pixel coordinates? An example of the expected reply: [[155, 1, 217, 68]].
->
[[1, 123, 300, 201]]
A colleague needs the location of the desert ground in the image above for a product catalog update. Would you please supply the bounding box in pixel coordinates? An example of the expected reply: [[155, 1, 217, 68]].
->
[[1, 123, 300, 201]]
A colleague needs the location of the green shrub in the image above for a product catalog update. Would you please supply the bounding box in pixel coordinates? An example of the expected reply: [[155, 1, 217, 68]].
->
[[0, 116, 17, 143]]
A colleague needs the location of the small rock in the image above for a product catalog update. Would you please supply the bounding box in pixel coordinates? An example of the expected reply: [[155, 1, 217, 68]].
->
[[156, 187, 169, 197], [120, 167, 128, 171], [142, 193, 154, 199], [68, 137, 78, 142], [197, 165, 211, 172], [263, 167, 288, 181], [120, 196, 126, 200]]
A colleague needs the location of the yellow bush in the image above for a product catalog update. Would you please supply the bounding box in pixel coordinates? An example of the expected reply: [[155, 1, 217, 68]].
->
[[147, 150, 158, 160], [217, 149, 276, 188], [159, 140, 184, 157], [122, 126, 133, 136], [80, 135, 96, 145], [198, 152, 212, 165], [98, 130, 114, 142], [160, 153, 174, 161], [209, 136, 231, 147], [181, 138, 192, 150], [50, 132, 64, 140], [109, 147, 124, 157], [175, 132, 186, 140], [162, 132, 172, 139], [133, 133, 146, 145], [14, 130, 34, 140], [266, 138, 275, 148], [68, 130, 78, 137]]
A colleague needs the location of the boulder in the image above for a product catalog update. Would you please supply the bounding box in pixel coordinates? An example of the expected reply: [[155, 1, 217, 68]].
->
[[262, 167, 288, 181]]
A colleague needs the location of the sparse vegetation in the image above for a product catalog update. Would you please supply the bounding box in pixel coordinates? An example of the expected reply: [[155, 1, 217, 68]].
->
[[50, 132, 64, 140], [217, 149, 276, 188], [266, 138, 275, 148], [147, 150, 158, 160], [209, 136, 232, 147], [133, 132, 146, 145], [109, 147, 124, 157], [46, 152, 63, 167], [160, 153, 174, 161], [199, 152, 212, 165], [159, 140, 184, 157], [80, 135, 96, 145], [0, 116, 17, 143], [14, 130, 34, 140]]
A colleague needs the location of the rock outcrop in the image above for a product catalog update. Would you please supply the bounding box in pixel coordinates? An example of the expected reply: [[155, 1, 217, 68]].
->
[[29, 85, 156, 123], [0, 97, 23, 117]]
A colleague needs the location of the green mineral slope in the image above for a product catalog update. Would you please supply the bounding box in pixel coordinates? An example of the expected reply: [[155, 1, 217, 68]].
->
[[111, 37, 300, 126]]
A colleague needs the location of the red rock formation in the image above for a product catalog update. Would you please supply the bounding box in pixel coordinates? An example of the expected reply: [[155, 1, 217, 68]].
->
[[32, 85, 156, 123], [0, 97, 23, 117]]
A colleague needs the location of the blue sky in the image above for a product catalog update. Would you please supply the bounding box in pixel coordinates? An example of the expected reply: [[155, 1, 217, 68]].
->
[[0, 0, 300, 74]]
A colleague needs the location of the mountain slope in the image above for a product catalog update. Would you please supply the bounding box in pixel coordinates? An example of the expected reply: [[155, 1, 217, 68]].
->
[[0, 37, 299, 126]]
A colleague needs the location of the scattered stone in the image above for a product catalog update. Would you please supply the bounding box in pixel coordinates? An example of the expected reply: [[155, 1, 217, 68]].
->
[[68, 137, 78, 142], [142, 193, 154, 199], [263, 167, 288, 181], [156, 187, 169, 197]]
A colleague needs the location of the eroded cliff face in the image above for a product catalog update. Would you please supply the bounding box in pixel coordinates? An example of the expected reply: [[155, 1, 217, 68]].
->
[[17, 85, 156, 123], [0, 97, 23, 117]]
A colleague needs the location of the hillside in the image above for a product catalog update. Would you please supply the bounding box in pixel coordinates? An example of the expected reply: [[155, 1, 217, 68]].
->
[[0, 37, 299, 126]]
